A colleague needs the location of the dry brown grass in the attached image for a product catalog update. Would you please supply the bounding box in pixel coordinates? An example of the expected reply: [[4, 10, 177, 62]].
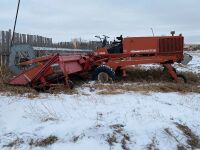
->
[[3, 138, 24, 148], [0, 65, 39, 97], [106, 133, 118, 146], [1, 65, 200, 96], [29, 135, 58, 147], [47, 84, 78, 95], [164, 128, 188, 149], [146, 136, 159, 150], [175, 123, 200, 149], [110, 124, 125, 134], [125, 67, 200, 85], [0, 66, 77, 96], [71, 133, 85, 143], [90, 82, 200, 95], [107, 124, 130, 150], [87, 67, 200, 94], [125, 66, 169, 83]]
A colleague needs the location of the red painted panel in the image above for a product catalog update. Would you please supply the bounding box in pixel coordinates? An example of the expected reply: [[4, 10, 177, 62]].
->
[[123, 36, 183, 54], [59, 61, 83, 74], [158, 36, 183, 53]]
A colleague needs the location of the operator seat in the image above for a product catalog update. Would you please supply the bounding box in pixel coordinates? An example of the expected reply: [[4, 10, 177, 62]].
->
[[107, 35, 123, 54]]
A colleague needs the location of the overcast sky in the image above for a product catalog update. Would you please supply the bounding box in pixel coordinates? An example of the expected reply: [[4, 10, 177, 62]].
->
[[0, 0, 199, 43]]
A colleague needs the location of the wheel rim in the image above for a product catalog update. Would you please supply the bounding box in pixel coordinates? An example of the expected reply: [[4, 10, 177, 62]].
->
[[98, 72, 110, 83], [9, 45, 35, 74]]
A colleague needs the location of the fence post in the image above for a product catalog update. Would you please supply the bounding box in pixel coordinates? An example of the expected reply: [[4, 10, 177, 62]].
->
[[5, 31, 11, 65], [0, 31, 2, 66], [1, 31, 5, 65], [21, 34, 26, 44], [0, 42, 2, 66]]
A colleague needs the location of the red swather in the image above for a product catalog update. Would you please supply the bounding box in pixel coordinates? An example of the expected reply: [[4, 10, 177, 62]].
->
[[9, 35, 185, 89]]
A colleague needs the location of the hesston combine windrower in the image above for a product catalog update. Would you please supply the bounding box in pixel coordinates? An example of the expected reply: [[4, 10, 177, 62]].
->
[[9, 34, 192, 90]]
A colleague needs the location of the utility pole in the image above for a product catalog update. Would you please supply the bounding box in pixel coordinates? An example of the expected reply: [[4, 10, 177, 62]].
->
[[11, 0, 21, 47]]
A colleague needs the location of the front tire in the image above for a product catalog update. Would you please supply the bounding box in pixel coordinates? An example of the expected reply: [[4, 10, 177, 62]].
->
[[93, 65, 115, 83]]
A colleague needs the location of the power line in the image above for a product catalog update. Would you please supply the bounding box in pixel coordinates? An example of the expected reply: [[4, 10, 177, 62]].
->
[[11, 0, 21, 47]]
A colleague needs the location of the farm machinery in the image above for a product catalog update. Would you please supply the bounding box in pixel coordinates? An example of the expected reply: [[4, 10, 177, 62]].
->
[[9, 33, 192, 90]]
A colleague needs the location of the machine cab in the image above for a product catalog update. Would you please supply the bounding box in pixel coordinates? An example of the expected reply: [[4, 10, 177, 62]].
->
[[94, 35, 124, 55]]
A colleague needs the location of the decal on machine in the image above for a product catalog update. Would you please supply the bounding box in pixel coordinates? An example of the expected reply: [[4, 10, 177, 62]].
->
[[130, 49, 157, 53]]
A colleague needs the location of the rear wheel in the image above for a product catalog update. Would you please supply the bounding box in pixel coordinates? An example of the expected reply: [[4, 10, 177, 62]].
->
[[93, 65, 115, 83]]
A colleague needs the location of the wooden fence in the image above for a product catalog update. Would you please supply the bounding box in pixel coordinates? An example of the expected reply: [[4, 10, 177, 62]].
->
[[0, 29, 101, 66], [0, 29, 54, 66]]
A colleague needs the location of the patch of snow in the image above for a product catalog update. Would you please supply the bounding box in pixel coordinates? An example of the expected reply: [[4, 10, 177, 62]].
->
[[137, 51, 200, 73], [0, 92, 200, 150], [175, 51, 200, 73]]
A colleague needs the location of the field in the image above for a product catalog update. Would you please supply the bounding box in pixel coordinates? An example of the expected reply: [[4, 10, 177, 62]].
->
[[0, 51, 200, 150]]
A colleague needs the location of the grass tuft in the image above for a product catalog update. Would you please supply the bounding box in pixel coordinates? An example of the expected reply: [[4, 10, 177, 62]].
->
[[29, 135, 58, 147], [175, 123, 200, 149]]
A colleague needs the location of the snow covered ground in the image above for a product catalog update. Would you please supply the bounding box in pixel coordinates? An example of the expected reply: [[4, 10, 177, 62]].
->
[[0, 51, 200, 150], [176, 50, 200, 73], [138, 50, 200, 74]]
